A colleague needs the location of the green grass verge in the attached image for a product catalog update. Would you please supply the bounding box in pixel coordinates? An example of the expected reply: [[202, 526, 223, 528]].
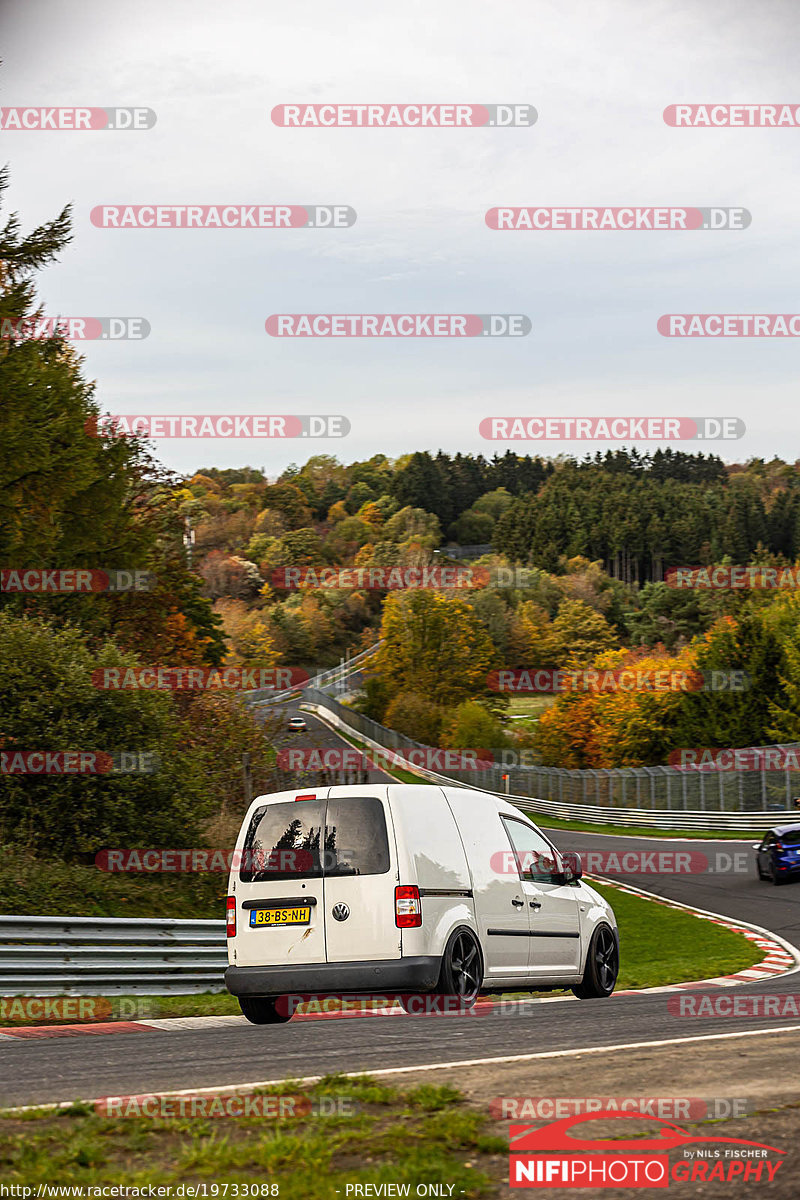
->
[[504, 695, 554, 721], [588, 879, 761, 988], [0, 1077, 506, 1194], [0, 874, 763, 1027]]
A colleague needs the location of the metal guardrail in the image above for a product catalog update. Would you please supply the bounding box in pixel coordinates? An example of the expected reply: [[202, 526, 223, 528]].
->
[[301, 691, 798, 831], [510, 799, 780, 832], [245, 642, 381, 706], [0, 916, 227, 996]]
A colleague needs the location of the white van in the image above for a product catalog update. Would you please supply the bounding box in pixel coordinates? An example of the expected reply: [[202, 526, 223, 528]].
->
[[225, 783, 619, 1023]]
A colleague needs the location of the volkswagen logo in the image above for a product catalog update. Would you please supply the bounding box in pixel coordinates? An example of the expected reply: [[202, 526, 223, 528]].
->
[[332, 903, 350, 922]]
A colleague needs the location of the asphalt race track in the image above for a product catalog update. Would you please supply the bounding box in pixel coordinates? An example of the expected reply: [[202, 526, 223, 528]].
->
[[2, 714, 800, 1116], [552, 828, 800, 947], [263, 701, 396, 784]]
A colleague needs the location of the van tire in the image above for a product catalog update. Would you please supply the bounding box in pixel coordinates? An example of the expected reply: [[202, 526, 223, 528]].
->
[[239, 996, 293, 1024], [572, 925, 618, 999], [435, 927, 483, 1007]]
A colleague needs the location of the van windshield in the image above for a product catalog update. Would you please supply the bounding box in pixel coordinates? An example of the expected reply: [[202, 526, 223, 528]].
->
[[239, 796, 390, 883]]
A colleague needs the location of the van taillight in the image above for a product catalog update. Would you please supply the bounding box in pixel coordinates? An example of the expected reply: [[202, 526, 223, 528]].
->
[[395, 885, 422, 928], [226, 895, 236, 937], [295, 794, 316, 802]]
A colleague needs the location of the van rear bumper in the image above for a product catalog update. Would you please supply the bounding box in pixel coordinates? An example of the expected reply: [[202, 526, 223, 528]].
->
[[225, 957, 441, 997]]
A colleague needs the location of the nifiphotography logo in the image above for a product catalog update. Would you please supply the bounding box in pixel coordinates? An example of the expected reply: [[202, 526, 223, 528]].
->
[[508, 1111, 784, 1188]]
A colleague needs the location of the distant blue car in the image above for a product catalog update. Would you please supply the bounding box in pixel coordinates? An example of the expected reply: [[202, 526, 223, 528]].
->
[[755, 825, 800, 885]]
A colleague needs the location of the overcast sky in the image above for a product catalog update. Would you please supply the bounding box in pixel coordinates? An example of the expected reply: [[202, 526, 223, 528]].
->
[[2, 0, 799, 477]]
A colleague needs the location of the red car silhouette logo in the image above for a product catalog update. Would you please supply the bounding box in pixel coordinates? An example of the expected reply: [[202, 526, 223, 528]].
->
[[510, 1110, 784, 1155]]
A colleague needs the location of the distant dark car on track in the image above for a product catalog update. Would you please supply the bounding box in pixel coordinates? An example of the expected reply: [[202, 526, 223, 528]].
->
[[754, 824, 800, 885]]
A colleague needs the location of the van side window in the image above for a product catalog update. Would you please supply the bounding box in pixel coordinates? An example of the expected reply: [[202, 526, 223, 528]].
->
[[240, 800, 324, 882], [501, 817, 558, 884], [325, 797, 390, 876]]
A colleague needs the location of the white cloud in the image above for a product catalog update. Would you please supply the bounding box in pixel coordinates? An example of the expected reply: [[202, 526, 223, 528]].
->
[[2, 0, 799, 473]]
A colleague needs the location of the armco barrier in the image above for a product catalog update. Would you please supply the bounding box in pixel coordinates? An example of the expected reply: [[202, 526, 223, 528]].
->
[[299, 690, 798, 831], [0, 915, 227, 996], [245, 642, 380, 706]]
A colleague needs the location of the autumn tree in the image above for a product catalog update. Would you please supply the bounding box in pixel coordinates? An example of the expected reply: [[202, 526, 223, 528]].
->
[[376, 590, 495, 706], [0, 169, 224, 664], [383, 692, 446, 744], [551, 599, 618, 666], [440, 701, 508, 754]]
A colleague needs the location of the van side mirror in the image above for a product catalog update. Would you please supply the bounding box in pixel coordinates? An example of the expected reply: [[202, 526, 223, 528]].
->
[[554, 852, 582, 884]]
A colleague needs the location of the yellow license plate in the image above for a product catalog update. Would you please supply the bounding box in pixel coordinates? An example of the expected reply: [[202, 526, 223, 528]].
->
[[250, 907, 311, 927]]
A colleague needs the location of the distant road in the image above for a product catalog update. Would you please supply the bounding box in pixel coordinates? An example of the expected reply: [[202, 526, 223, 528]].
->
[[262, 700, 396, 784]]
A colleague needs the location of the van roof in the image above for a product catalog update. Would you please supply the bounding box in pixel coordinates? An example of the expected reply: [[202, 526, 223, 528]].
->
[[247, 782, 536, 826]]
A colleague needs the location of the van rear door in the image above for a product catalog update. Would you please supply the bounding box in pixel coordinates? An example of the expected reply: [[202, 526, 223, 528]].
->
[[322, 790, 400, 963], [235, 792, 328, 968]]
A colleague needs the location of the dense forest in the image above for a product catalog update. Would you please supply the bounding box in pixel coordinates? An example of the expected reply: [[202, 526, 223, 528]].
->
[[5, 171, 800, 867]]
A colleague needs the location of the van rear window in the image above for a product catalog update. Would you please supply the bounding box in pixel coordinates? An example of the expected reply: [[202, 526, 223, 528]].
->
[[240, 796, 390, 882], [325, 797, 390, 876], [239, 800, 324, 882]]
